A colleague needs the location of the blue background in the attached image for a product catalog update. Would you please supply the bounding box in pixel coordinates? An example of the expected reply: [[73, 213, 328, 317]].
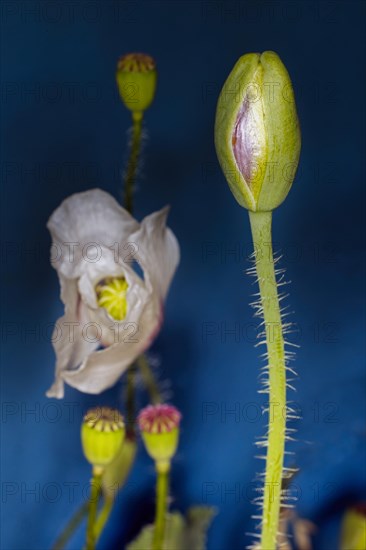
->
[[1, 1, 365, 549]]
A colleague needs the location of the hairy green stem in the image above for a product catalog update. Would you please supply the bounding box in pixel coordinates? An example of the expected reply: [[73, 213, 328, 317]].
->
[[249, 211, 286, 550], [123, 112, 143, 431], [52, 501, 89, 550], [137, 354, 162, 404], [152, 462, 170, 550], [85, 471, 102, 550], [126, 364, 136, 434], [124, 112, 143, 214]]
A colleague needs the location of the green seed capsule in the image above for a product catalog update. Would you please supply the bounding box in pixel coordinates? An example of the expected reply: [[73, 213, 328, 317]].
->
[[81, 407, 125, 471], [215, 51, 301, 212], [137, 404, 181, 471], [116, 53, 157, 115]]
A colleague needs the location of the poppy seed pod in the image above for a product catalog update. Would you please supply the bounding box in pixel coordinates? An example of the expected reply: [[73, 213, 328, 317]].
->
[[116, 53, 157, 115], [215, 51, 301, 212], [81, 407, 125, 471], [137, 404, 181, 471]]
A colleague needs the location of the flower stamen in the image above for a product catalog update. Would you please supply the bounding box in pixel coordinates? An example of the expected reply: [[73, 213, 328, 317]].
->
[[96, 277, 129, 321]]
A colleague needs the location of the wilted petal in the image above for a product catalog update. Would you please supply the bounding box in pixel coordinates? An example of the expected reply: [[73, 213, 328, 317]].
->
[[48, 189, 139, 279], [46, 275, 98, 398], [78, 254, 150, 347], [130, 207, 180, 299], [61, 296, 161, 394], [47, 193, 179, 397], [76, 246, 126, 310]]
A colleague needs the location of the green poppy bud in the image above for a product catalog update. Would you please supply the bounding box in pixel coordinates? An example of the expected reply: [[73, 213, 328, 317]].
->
[[116, 53, 157, 116], [215, 51, 301, 212], [81, 407, 125, 473], [137, 404, 181, 472]]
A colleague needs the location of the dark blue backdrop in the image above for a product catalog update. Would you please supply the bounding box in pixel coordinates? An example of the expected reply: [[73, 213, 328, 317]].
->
[[1, 1, 365, 549]]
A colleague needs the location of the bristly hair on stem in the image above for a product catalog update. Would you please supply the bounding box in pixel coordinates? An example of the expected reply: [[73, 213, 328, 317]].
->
[[122, 114, 146, 213], [122, 113, 144, 434], [247, 210, 299, 550]]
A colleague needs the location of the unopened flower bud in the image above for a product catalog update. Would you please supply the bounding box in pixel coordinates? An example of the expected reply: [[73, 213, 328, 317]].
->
[[116, 53, 157, 116], [215, 51, 301, 212], [137, 404, 181, 471], [81, 407, 125, 473]]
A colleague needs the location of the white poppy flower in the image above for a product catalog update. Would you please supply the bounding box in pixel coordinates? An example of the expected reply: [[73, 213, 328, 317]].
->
[[46, 189, 180, 398]]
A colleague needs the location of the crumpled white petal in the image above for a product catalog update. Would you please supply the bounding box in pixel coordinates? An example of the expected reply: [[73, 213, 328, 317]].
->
[[46, 275, 98, 398], [47, 189, 179, 398], [77, 250, 151, 347], [130, 207, 180, 299], [48, 189, 139, 279], [61, 296, 162, 394]]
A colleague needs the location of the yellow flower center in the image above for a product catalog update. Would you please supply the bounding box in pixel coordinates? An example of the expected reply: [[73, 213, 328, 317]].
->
[[95, 277, 129, 321]]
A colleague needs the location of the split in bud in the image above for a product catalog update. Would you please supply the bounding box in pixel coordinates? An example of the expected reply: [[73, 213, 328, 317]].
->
[[81, 407, 125, 473], [215, 51, 301, 212], [116, 53, 157, 116], [96, 277, 128, 321], [138, 404, 181, 472]]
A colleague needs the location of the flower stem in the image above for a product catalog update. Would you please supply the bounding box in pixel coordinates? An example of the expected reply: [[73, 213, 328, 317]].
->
[[126, 364, 136, 434], [152, 462, 170, 550], [124, 111, 143, 214], [52, 501, 89, 550], [94, 495, 114, 543], [85, 470, 102, 550], [137, 354, 162, 404], [248, 211, 286, 550], [122, 112, 143, 430]]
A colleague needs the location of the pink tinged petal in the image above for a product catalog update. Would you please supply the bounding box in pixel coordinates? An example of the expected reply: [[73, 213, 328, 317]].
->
[[129, 207, 180, 300], [47, 189, 140, 279], [143, 304, 163, 349], [46, 276, 98, 398]]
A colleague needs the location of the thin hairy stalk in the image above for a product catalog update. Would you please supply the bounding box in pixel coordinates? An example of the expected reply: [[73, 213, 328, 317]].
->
[[249, 210, 286, 549], [85, 471, 102, 550], [124, 112, 143, 213], [126, 364, 136, 434], [137, 354, 162, 404], [51, 501, 89, 550], [123, 112, 143, 430], [152, 464, 169, 550]]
